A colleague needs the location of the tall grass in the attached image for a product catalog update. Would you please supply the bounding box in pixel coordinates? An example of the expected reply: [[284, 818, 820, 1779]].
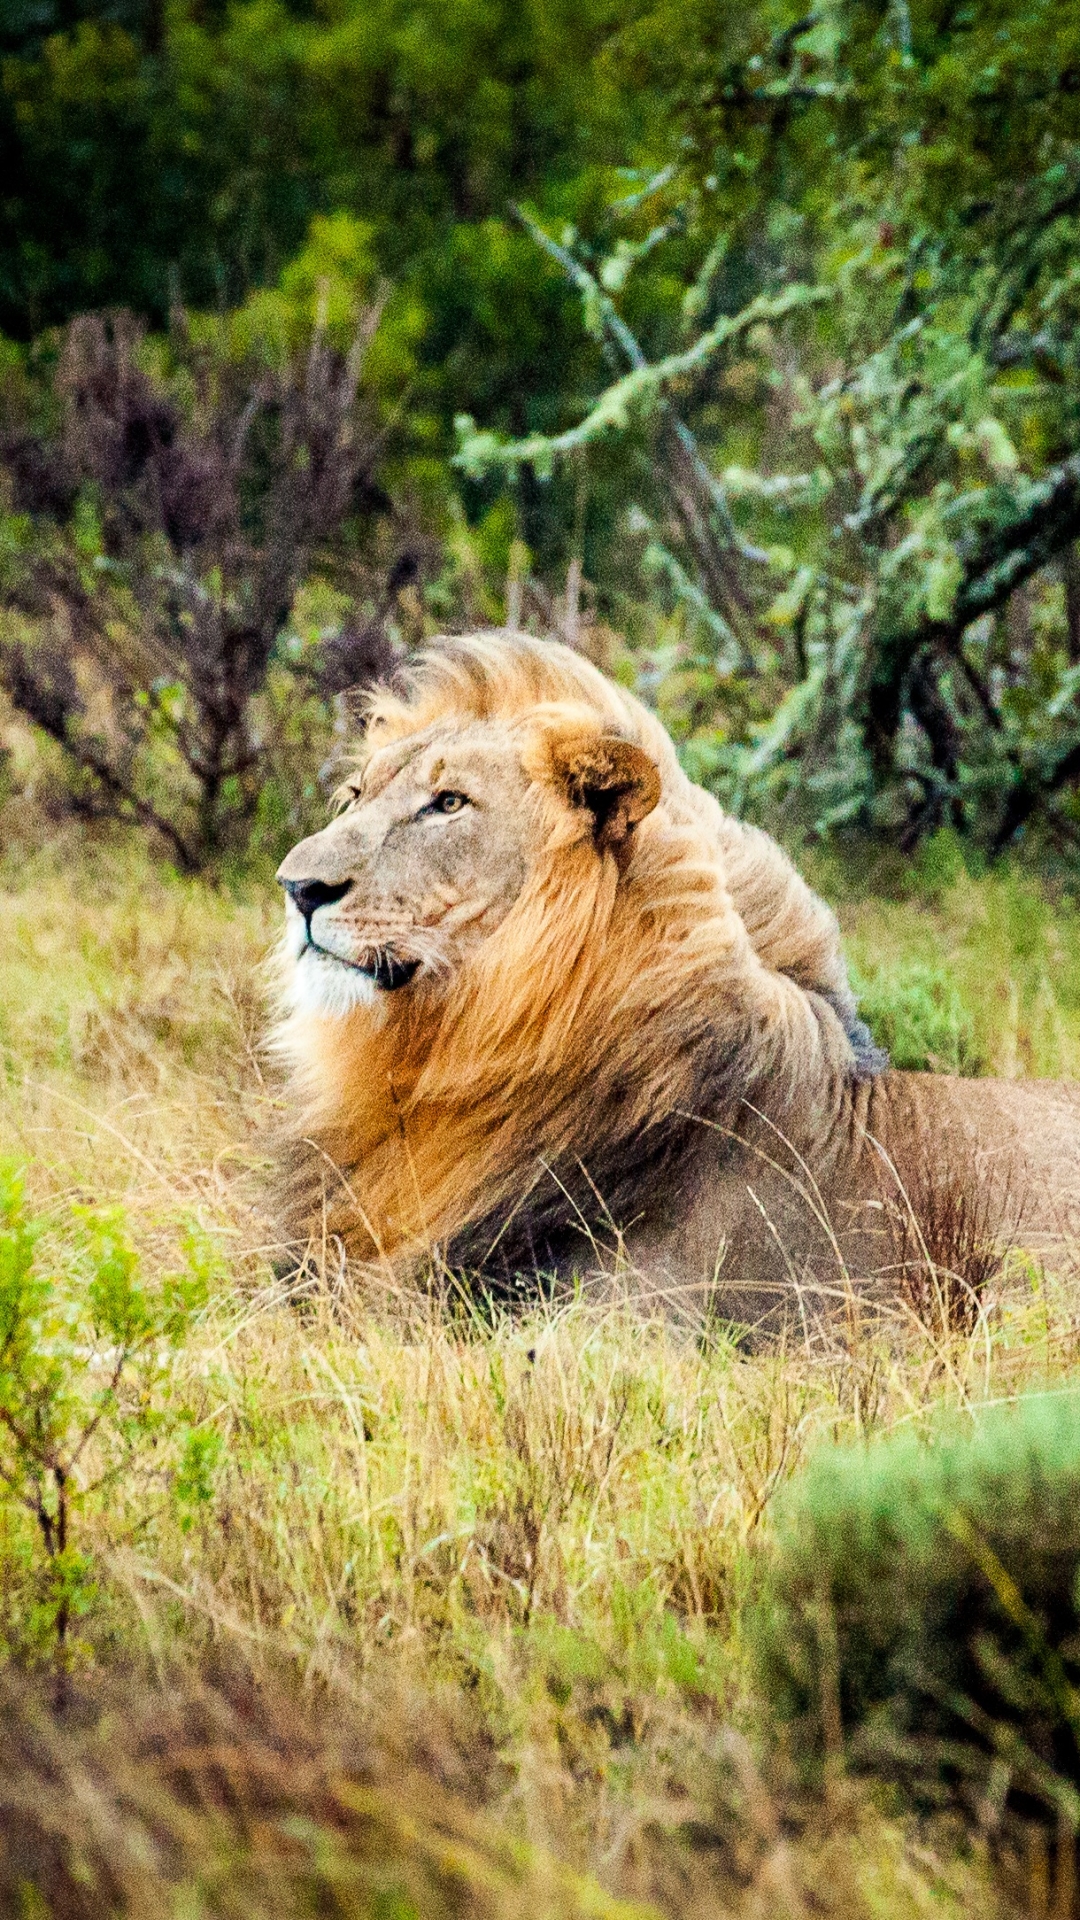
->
[[0, 827, 1078, 1915]]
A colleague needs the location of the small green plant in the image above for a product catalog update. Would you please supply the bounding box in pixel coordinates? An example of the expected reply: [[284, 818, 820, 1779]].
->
[[0, 1165, 222, 1689], [752, 1393, 1080, 1846], [850, 956, 984, 1073]]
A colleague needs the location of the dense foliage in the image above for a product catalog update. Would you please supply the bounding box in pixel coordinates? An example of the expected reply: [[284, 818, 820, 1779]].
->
[[0, 266, 418, 865], [461, 3, 1080, 845], [4, 0, 1080, 857]]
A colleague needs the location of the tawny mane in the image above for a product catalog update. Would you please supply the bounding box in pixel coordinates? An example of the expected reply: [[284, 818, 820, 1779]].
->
[[277, 632, 878, 1283]]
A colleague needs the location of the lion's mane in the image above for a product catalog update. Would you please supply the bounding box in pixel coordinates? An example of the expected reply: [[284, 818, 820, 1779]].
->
[[278, 632, 883, 1279]]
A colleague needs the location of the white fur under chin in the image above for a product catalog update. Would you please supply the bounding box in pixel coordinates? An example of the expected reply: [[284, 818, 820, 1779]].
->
[[286, 945, 382, 1017], [278, 900, 381, 1019]]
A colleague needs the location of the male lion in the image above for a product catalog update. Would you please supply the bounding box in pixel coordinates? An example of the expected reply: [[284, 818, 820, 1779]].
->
[[275, 631, 1080, 1327]]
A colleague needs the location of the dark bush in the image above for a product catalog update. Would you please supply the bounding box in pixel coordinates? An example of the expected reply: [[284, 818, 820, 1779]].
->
[[753, 1394, 1080, 1846], [0, 308, 417, 869]]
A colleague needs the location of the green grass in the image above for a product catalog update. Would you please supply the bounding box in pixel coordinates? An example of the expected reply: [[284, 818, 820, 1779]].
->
[[0, 821, 1078, 1916], [817, 831, 1080, 1078]]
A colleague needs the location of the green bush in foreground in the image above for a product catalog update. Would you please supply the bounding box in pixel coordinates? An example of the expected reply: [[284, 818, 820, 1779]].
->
[[753, 1394, 1080, 1841], [0, 1167, 221, 1684]]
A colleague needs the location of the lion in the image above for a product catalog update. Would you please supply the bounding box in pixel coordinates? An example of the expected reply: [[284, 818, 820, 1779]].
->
[[274, 630, 1080, 1327]]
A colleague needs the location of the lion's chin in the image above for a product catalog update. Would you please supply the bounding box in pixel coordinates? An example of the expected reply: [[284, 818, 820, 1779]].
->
[[287, 945, 420, 1018]]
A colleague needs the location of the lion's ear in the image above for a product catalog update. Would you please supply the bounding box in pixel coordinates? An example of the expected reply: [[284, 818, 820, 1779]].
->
[[552, 734, 662, 857]]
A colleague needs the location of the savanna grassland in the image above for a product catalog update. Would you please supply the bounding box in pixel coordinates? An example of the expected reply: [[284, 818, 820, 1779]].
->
[[2, 797, 1079, 1919]]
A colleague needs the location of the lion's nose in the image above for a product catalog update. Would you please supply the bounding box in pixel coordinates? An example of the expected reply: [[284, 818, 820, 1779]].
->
[[281, 876, 353, 920]]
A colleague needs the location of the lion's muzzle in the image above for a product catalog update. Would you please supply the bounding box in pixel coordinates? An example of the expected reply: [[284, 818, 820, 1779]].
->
[[278, 870, 421, 995]]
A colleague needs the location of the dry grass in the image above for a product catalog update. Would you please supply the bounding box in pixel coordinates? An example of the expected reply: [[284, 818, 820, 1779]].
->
[[0, 825, 1078, 1916]]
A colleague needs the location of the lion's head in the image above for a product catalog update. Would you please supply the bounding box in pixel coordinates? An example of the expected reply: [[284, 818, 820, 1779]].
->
[[275, 632, 879, 1278], [278, 656, 662, 1019]]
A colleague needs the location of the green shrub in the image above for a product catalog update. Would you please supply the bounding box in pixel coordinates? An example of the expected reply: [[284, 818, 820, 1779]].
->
[[0, 1166, 222, 1684], [752, 1394, 1080, 1840], [850, 957, 984, 1074]]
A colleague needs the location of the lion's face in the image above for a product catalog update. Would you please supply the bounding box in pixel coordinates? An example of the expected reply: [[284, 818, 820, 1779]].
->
[[277, 704, 663, 1019], [277, 721, 542, 1016]]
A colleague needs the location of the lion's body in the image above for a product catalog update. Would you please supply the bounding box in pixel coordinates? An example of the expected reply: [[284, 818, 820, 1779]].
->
[[626, 1071, 1080, 1326], [275, 632, 1079, 1326]]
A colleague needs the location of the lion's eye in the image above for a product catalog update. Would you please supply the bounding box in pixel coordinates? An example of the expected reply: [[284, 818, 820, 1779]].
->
[[427, 790, 469, 816]]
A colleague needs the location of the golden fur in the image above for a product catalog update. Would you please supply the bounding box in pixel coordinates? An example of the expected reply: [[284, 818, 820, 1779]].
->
[[274, 632, 1080, 1324]]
